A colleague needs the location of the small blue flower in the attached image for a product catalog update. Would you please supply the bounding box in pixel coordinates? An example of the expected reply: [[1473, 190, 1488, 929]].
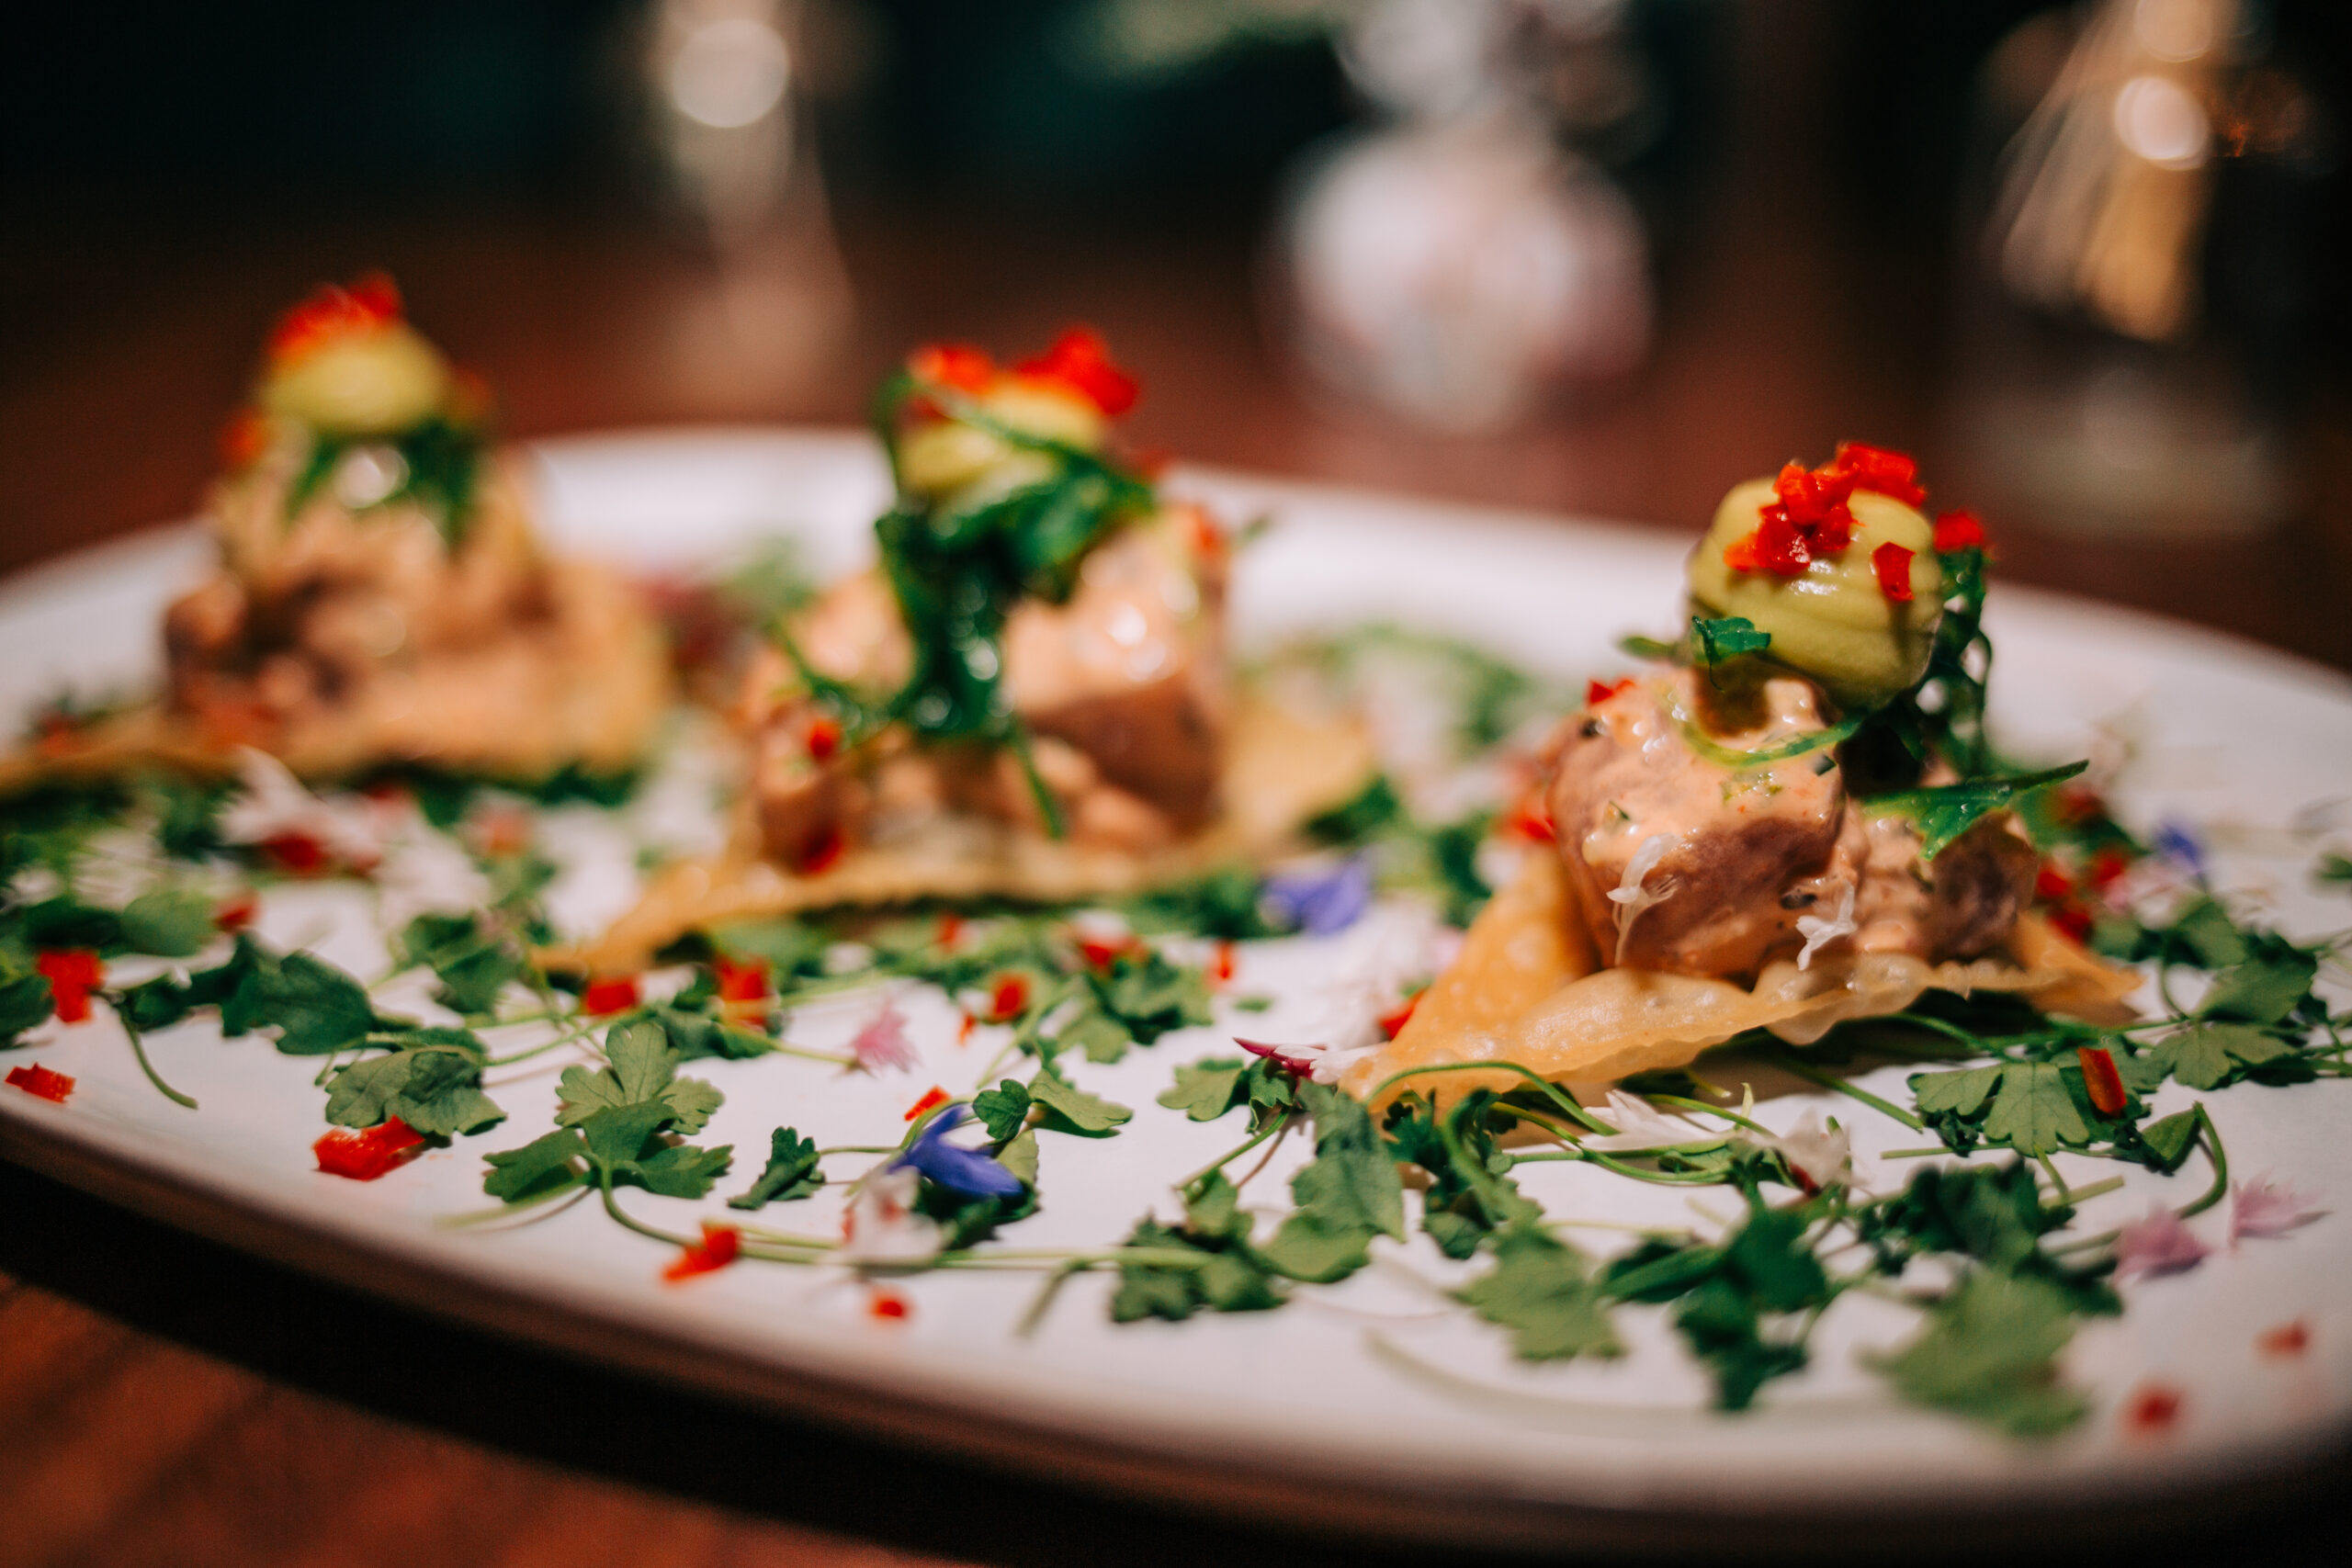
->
[[895, 1105, 1024, 1200], [1262, 854, 1373, 936], [2154, 820, 2209, 884]]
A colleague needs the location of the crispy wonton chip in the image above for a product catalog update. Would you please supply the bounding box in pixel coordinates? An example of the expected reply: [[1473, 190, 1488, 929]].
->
[[565, 694, 1376, 974], [1345, 854, 2141, 1106]]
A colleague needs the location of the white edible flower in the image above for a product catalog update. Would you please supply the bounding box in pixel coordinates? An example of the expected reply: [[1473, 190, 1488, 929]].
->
[[1606, 833, 1677, 964], [847, 995, 920, 1075], [1793, 881, 1858, 971], [216, 749, 390, 868], [838, 1167, 943, 1266], [1579, 1089, 1702, 1153], [1750, 1111, 1852, 1191]]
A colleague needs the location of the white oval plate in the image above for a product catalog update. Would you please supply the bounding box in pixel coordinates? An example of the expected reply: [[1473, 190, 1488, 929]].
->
[[2, 430, 2347, 1547]]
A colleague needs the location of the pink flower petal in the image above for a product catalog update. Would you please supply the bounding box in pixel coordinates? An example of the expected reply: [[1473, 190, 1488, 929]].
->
[[849, 999, 919, 1074], [2230, 1176, 2326, 1245], [2114, 1205, 2211, 1280]]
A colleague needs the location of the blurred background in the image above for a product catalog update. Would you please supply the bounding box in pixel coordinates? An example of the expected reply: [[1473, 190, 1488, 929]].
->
[[3, 0, 2348, 660]]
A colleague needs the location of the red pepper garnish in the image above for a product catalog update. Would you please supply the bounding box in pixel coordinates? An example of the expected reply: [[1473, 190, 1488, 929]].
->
[[1209, 941, 1237, 987], [34, 950, 102, 1025], [2051, 905, 2095, 945], [904, 1085, 951, 1122], [1871, 542, 1916, 603], [715, 957, 770, 1005], [1506, 800, 1555, 843], [662, 1222, 741, 1282], [956, 1011, 976, 1046], [1379, 989, 1423, 1041], [2076, 1045, 2128, 1116], [1077, 936, 1137, 971], [936, 913, 965, 950], [1181, 505, 1225, 562], [796, 822, 846, 876], [2256, 1319, 2312, 1359], [6, 1063, 74, 1102], [1586, 677, 1634, 708], [313, 1117, 427, 1180], [582, 976, 641, 1017], [220, 407, 272, 468], [804, 714, 842, 762], [868, 1286, 911, 1321], [212, 891, 259, 932], [1830, 440, 1927, 506], [1015, 326, 1139, 417], [1726, 444, 1931, 577], [1932, 509, 1987, 554], [258, 831, 330, 876], [469, 806, 533, 861], [986, 973, 1030, 1022], [908, 342, 995, 395], [267, 272, 404, 363], [2035, 863, 2075, 902], [2123, 1383, 2183, 1435], [2089, 849, 2132, 890]]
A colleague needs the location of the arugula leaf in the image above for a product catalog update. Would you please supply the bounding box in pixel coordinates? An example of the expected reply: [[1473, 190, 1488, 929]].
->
[[1864, 761, 2088, 860], [1876, 1270, 2088, 1436], [1690, 615, 1771, 667], [729, 1127, 825, 1208], [1458, 1227, 1622, 1360]]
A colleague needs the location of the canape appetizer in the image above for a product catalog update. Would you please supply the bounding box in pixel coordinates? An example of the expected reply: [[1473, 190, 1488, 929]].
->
[[577, 332, 1370, 970], [8, 275, 667, 788], [1352, 446, 2136, 1098]]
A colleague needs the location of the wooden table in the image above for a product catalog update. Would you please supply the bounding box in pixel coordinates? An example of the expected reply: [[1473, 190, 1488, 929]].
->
[[5, 45, 2351, 1567]]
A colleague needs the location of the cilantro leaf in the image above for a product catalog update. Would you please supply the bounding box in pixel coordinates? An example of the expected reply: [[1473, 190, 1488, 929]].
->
[[1979, 1063, 2088, 1156], [119, 888, 217, 958], [0, 970, 54, 1042], [1027, 1068, 1130, 1135], [1289, 1083, 1405, 1243], [482, 1127, 588, 1201], [1159, 1058, 1247, 1122], [729, 1126, 825, 1208], [1690, 615, 1771, 666], [396, 911, 525, 1015], [1875, 1270, 2088, 1436], [252, 949, 378, 1056], [972, 1078, 1034, 1142], [1109, 1171, 1283, 1322], [1864, 761, 2088, 860], [2130, 1022, 2295, 1092], [325, 1037, 503, 1137], [1458, 1228, 1621, 1361], [556, 1020, 724, 1134], [1085, 947, 1212, 1051]]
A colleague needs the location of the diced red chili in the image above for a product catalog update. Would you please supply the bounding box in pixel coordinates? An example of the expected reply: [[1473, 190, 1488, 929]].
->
[[936, 913, 965, 950], [2076, 1045, 2128, 1116], [2035, 864, 2075, 901], [582, 976, 641, 1017], [715, 956, 770, 1005], [259, 831, 330, 875], [986, 973, 1030, 1021], [904, 1085, 951, 1122], [212, 891, 259, 932], [220, 407, 272, 468], [2051, 905, 2095, 944], [314, 1117, 427, 1180], [868, 1287, 911, 1320], [1932, 509, 1987, 553], [1379, 989, 1423, 1041], [662, 1223, 741, 1282], [1015, 326, 1138, 417], [2256, 1320, 2311, 1359], [1209, 941, 1237, 986], [1586, 677, 1633, 707], [1077, 937, 1136, 971], [268, 272, 403, 362], [1871, 542, 1916, 602], [2089, 849, 2132, 889], [1181, 504, 1224, 559], [1506, 801, 1556, 843], [908, 342, 995, 394], [804, 715, 842, 762], [796, 823, 846, 876], [1830, 441, 1927, 507], [956, 1011, 976, 1046], [6, 1063, 74, 1102], [34, 949, 102, 1025], [2124, 1383, 2183, 1435], [1729, 507, 1813, 577]]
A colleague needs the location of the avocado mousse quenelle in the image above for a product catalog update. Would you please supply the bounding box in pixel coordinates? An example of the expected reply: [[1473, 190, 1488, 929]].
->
[[1348, 444, 2137, 1102]]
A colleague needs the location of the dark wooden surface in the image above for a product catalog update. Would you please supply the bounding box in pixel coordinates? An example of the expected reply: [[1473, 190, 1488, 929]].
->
[[5, 11, 2352, 1562]]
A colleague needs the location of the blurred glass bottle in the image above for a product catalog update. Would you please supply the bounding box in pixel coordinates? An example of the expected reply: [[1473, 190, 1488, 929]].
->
[[1951, 0, 2338, 538], [1271, 0, 1659, 434]]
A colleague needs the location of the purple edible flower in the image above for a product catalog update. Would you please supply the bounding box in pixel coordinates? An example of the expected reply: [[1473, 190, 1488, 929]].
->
[[2113, 1205, 2211, 1280], [2230, 1176, 2326, 1245], [1262, 855, 1373, 936], [2152, 820, 2209, 885], [894, 1105, 1024, 1200]]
